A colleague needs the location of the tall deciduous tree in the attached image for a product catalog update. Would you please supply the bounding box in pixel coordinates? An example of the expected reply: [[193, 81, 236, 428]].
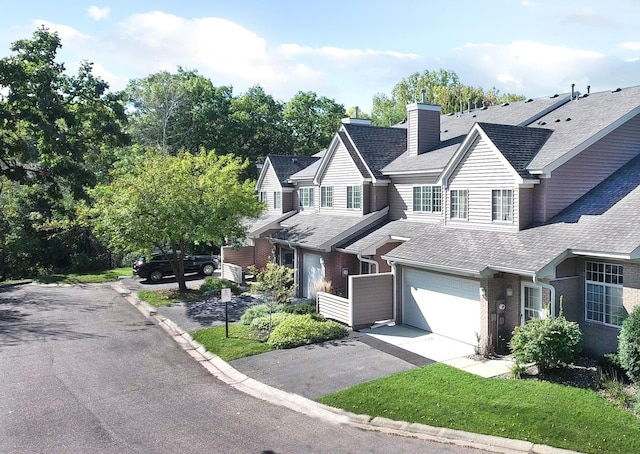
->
[[91, 151, 263, 292], [283, 91, 345, 156], [124, 68, 233, 155], [0, 27, 128, 199], [371, 69, 524, 125]]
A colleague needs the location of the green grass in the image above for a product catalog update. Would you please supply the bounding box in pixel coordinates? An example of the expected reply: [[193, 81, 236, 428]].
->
[[138, 289, 203, 307], [192, 323, 273, 361], [318, 363, 640, 454], [36, 267, 132, 284], [0, 279, 33, 287]]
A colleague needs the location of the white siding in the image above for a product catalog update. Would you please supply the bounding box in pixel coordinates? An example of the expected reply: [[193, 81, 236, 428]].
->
[[257, 163, 283, 214], [388, 175, 442, 222], [533, 114, 640, 222], [446, 136, 519, 232], [319, 142, 364, 214]]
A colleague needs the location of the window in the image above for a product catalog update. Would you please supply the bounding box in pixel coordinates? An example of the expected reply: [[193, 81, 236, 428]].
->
[[492, 189, 513, 222], [273, 191, 281, 209], [450, 189, 468, 219], [299, 187, 314, 208], [413, 185, 442, 212], [585, 262, 626, 327], [259, 191, 267, 203], [522, 284, 543, 323], [320, 186, 333, 208], [347, 185, 361, 209]]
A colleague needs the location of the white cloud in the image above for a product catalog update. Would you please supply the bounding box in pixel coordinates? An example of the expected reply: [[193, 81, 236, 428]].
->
[[34, 20, 93, 45], [521, 0, 538, 7], [620, 41, 640, 51], [88, 6, 110, 21]]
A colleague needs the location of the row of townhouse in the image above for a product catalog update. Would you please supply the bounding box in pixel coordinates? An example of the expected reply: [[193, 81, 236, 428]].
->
[[223, 85, 640, 356]]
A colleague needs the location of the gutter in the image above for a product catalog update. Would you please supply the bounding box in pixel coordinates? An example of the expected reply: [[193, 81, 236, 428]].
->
[[357, 253, 379, 274]]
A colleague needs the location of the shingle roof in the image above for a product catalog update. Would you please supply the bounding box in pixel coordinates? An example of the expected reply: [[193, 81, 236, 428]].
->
[[268, 155, 319, 187], [527, 85, 640, 171], [477, 123, 552, 179], [342, 124, 408, 179], [243, 212, 295, 238], [337, 130, 370, 178]]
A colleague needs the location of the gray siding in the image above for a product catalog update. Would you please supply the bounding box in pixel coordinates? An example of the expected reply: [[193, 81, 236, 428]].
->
[[318, 292, 350, 325], [388, 174, 441, 221], [319, 141, 364, 214], [533, 113, 640, 222], [282, 191, 294, 212], [372, 184, 389, 212], [351, 273, 393, 327], [519, 187, 534, 230], [447, 136, 519, 232], [257, 163, 283, 214], [407, 106, 440, 156]]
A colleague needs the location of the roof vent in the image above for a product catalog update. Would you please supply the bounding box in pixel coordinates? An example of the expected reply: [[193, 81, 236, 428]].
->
[[612, 87, 622, 93], [447, 112, 454, 116], [550, 94, 559, 98], [501, 102, 510, 107], [480, 105, 488, 110], [555, 119, 561, 123], [291, 157, 298, 164], [472, 114, 477, 117], [539, 121, 547, 125], [566, 117, 572, 121], [580, 93, 589, 98], [525, 98, 533, 103]]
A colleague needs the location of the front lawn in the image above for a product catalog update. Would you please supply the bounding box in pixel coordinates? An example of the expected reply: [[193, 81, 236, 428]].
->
[[318, 363, 640, 454], [192, 323, 273, 361], [36, 267, 132, 284], [138, 289, 203, 307]]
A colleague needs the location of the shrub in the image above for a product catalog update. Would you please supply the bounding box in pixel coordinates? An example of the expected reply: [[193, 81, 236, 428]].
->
[[249, 261, 296, 305], [281, 302, 316, 315], [599, 352, 628, 381], [267, 314, 348, 349], [618, 305, 640, 383], [200, 277, 239, 295], [509, 315, 582, 372], [240, 303, 286, 325], [250, 312, 292, 331]]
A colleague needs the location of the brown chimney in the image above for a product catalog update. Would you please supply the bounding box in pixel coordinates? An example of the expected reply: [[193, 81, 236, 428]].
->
[[407, 102, 441, 157]]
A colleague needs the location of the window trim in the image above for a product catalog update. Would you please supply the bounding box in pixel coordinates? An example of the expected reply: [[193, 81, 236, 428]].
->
[[273, 191, 281, 210], [259, 191, 267, 204], [412, 185, 442, 213], [521, 282, 545, 325], [298, 187, 314, 208], [320, 186, 333, 208], [492, 189, 514, 223], [584, 261, 626, 328], [450, 189, 468, 220], [347, 185, 361, 210]]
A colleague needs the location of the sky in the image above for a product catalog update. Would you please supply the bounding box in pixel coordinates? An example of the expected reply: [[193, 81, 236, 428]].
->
[[1, 1, 639, 112]]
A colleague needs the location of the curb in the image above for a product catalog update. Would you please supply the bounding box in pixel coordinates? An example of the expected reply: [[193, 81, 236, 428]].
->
[[113, 282, 582, 454]]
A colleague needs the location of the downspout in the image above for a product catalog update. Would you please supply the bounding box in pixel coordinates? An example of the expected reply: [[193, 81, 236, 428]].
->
[[533, 273, 556, 317], [357, 253, 379, 274], [389, 260, 397, 323]]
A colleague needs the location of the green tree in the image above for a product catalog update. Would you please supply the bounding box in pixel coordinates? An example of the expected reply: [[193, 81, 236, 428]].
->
[[0, 27, 128, 199], [619, 306, 640, 383], [346, 106, 370, 120], [91, 150, 263, 292], [124, 68, 233, 155], [370, 68, 524, 125], [283, 91, 345, 156]]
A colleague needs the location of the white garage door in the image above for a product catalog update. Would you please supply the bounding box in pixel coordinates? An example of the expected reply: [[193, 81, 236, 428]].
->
[[302, 252, 323, 299], [403, 269, 480, 345]]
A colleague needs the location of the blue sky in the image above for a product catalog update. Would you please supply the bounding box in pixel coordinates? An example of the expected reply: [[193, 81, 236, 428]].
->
[[1, 1, 639, 112]]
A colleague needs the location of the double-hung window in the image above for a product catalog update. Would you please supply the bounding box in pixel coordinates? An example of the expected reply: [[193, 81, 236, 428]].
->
[[273, 191, 281, 210], [320, 186, 333, 208], [259, 191, 267, 204], [413, 185, 442, 212], [585, 262, 626, 327], [492, 189, 513, 222], [299, 187, 314, 208], [347, 185, 361, 209], [450, 189, 468, 219]]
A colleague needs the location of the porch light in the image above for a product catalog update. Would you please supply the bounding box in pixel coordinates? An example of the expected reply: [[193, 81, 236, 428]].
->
[[506, 286, 513, 297]]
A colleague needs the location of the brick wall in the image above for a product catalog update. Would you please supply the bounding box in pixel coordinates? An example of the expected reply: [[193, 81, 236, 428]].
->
[[374, 241, 402, 273], [222, 246, 254, 271], [323, 251, 358, 297], [253, 238, 274, 269]]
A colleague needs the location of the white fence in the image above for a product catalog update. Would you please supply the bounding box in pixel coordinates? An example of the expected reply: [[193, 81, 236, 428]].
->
[[221, 262, 243, 284]]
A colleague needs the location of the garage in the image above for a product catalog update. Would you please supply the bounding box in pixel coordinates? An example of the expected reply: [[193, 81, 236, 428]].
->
[[302, 252, 323, 299], [403, 268, 481, 345]]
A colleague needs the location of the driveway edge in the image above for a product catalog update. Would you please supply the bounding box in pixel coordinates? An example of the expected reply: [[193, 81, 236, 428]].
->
[[113, 282, 582, 454]]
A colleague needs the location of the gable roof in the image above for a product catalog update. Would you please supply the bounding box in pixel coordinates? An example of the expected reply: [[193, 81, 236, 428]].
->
[[526, 85, 640, 174], [265, 155, 319, 187], [341, 124, 407, 180]]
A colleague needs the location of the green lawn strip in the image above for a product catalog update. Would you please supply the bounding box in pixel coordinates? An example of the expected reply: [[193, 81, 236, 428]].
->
[[318, 363, 640, 454], [0, 279, 33, 287], [192, 323, 273, 361], [137, 289, 203, 307], [36, 267, 132, 284]]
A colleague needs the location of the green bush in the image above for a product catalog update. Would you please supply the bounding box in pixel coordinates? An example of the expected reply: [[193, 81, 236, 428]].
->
[[509, 315, 582, 372], [267, 314, 348, 349], [240, 303, 286, 325], [250, 312, 292, 331], [599, 352, 628, 381], [200, 277, 239, 295], [249, 261, 296, 305], [281, 302, 316, 315], [619, 306, 640, 383]]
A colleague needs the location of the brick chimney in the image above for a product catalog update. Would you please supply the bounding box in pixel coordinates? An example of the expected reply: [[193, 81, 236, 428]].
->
[[407, 103, 441, 157]]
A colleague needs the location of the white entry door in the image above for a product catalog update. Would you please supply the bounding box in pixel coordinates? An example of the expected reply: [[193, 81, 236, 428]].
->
[[403, 269, 481, 345]]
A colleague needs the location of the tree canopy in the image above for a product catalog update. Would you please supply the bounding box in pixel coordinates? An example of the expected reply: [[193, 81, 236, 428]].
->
[[90, 150, 263, 291], [371, 69, 525, 126]]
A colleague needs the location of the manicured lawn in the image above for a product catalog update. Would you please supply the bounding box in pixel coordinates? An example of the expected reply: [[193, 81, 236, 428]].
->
[[318, 363, 640, 454], [36, 267, 132, 284], [192, 323, 273, 361], [138, 289, 204, 307], [0, 279, 33, 287]]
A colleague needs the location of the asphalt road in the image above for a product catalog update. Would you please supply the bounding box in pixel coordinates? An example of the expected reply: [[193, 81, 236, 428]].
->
[[0, 284, 480, 454]]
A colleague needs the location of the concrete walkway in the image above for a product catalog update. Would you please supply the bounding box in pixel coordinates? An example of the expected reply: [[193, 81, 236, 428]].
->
[[113, 282, 579, 454]]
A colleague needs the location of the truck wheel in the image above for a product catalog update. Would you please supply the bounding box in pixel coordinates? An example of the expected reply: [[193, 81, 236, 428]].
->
[[149, 270, 163, 282], [201, 263, 215, 276]]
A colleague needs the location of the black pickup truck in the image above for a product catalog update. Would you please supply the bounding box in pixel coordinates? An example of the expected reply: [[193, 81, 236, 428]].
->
[[133, 253, 218, 282]]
